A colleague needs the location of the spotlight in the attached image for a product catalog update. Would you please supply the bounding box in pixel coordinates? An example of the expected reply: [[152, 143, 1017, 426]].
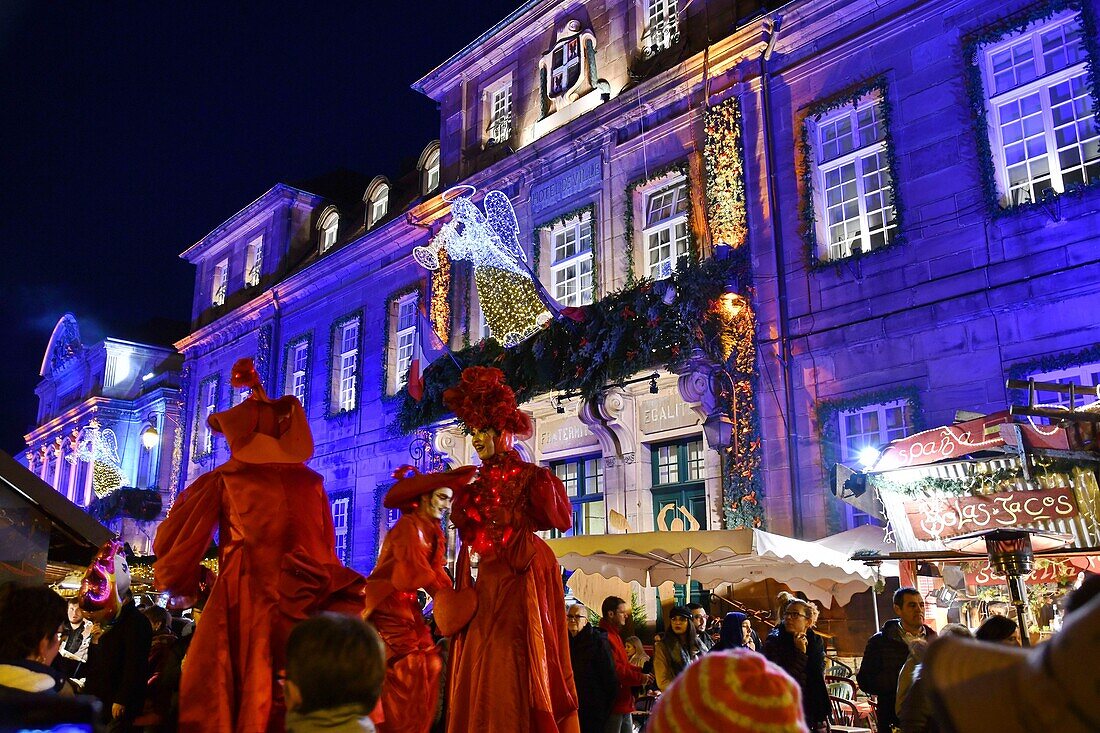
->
[[649, 377, 659, 394], [857, 445, 881, 469]]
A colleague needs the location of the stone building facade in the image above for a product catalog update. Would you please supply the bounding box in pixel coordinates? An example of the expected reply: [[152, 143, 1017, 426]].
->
[[173, 0, 1100, 573]]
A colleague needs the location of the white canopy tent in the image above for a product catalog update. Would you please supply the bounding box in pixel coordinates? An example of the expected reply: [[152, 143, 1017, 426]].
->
[[547, 528, 879, 607]]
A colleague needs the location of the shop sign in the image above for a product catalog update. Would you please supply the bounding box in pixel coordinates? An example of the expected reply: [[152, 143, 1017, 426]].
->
[[876, 412, 1068, 471], [964, 557, 1081, 586], [530, 155, 602, 217], [639, 395, 700, 435], [903, 487, 1078, 541], [537, 415, 598, 453]]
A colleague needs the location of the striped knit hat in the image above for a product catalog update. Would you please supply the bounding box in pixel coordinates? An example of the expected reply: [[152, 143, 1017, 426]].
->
[[649, 649, 809, 733]]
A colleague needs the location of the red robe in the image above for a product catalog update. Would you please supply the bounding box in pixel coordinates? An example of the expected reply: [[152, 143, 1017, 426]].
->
[[154, 396, 365, 733], [446, 449, 580, 733], [364, 512, 450, 733]]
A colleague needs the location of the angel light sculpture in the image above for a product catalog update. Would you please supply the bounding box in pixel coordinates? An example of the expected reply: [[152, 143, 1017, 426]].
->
[[414, 187, 551, 347]]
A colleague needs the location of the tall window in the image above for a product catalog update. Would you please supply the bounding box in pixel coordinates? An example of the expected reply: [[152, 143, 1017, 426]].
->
[[1028, 361, 1100, 411], [199, 379, 218, 454], [423, 147, 440, 194], [978, 10, 1098, 206], [644, 179, 690, 279], [394, 295, 418, 391], [552, 456, 606, 537], [810, 91, 897, 261], [320, 210, 339, 253], [488, 86, 513, 144], [244, 236, 263, 287], [837, 400, 912, 463], [368, 184, 389, 228], [212, 260, 228, 306], [330, 317, 360, 414], [643, 0, 679, 55], [330, 492, 352, 566], [285, 339, 310, 406], [550, 215, 594, 307]]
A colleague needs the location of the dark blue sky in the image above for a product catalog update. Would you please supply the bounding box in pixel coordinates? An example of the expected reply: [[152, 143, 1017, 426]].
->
[[0, 1, 520, 454]]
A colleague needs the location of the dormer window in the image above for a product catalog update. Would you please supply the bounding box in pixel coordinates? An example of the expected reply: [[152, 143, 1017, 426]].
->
[[244, 236, 263, 287], [212, 259, 228, 306], [642, 0, 680, 56], [366, 180, 390, 229], [319, 209, 339, 252], [420, 143, 441, 194]]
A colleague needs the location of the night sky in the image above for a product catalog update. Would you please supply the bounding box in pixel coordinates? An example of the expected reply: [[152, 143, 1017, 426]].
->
[[0, 1, 521, 455]]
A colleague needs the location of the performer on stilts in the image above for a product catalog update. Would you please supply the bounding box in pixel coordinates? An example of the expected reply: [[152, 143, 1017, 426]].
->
[[442, 366, 580, 733]]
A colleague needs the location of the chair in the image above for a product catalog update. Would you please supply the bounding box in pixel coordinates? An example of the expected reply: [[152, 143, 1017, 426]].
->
[[826, 674, 857, 700], [826, 656, 854, 678], [829, 695, 873, 733]]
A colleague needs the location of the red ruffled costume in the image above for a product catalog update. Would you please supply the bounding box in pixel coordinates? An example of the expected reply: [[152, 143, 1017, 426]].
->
[[443, 367, 580, 733], [154, 360, 365, 733]]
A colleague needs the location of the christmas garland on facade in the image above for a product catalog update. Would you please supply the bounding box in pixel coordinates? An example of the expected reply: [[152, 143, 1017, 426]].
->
[[191, 374, 220, 463], [534, 202, 600, 300], [813, 384, 925, 480], [962, 0, 1100, 217], [255, 323, 273, 389], [431, 248, 451, 344], [380, 285, 419, 404], [325, 309, 364, 419], [798, 76, 907, 270], [281, 331, 312, 414], [719, 300, 766, 529], [703, 96, 748, 249], [1007, 343, 1100, 401], [623, 160, 691, 286]]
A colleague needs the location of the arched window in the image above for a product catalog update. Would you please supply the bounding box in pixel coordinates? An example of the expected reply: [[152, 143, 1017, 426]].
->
[[419, 142, 441, 194], [319, 209, 339, 252], [366, 180, 390, 229]]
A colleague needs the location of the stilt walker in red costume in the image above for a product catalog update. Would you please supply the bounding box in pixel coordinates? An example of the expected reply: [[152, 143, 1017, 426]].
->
[[443, 366, 580, 733], [153, 358, 366, 733], [365, 464, 477, 733]]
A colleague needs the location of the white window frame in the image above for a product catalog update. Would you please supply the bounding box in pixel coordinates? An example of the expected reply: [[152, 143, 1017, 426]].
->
[[423, 148, 440, 194], [211, 259, 228, 306], [1028, 361, 1100, 411], [320, 210, 339, 253], [549, 214, 594, 307], [368, 184, 389, 228], [244, 236, 263, 288], [335, 320, 359, 413], [642, 177, 691, 280], [287, 340, 309, 404], [330, 493, 351, 565], [837, 399, 912, 464], [200, 380, 218, 454], [641, 0, 679, 56], [484, 75, 513, 146], [978, 10, 1098, 207], [809, 90, 897, 261], [394, 294, 418, 391]]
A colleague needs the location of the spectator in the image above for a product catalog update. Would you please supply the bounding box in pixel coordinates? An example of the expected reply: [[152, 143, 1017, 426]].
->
[[284, 613, 385, 733], [685, 603, 713, 652], [623, 636, 652, 677], [0, 583, 68, 693], [54, 598, 93, 680], [924, 593, 1100, 732], [1063, 574, 1100, 616], [142, 606, 177, 673], [975, 615, 1021, 646], [599, 596, 651, 733], [857, 587, 935, 732], [653, 606, 704, 691], [80, 540, 153, 731], [648, 649, 807, 733], [566, 603, 617, 733], [763, 596, 829, 733], [896, 623, 971, 733], [1037, 594, 1056, 629], [714, 612, 760, 652]]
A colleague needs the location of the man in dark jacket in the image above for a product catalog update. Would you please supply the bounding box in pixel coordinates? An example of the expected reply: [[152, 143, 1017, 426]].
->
[[857, 587, 936, 732], [567, 603, 618, 733]]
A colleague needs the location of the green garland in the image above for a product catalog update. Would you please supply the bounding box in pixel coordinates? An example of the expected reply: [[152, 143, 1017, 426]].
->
[[623, 160, 690, 286], [813, 384, 925, 481], [962, 0, 1100, 217], [396, 253, 753, 431], [380, 286, 420, 403], [462, 264, 472, 349], [798, 77, 907, 271], [870, 467, 1023, 497], [535, 202, 600, 300], [1007, 343, 1100, 401], [192, 374, 220, 462], [281, 331, 312, 415], [325, 309, 364, 419], [719, 301, 766, 530], [703, 96, 748, 248]]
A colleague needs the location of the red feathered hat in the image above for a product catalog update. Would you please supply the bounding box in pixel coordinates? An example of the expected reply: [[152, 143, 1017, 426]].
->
[[384, 464, 477, 510], [442, 366, 532, 438]]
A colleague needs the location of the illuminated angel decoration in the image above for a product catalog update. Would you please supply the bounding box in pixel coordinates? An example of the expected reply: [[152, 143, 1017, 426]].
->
[[414, 187, 552, 347], [68, 419, 128, 497]]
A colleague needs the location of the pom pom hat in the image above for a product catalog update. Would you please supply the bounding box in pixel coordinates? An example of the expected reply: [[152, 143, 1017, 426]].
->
[[648, 649, 808, 733], [443, 366, 532, 439]]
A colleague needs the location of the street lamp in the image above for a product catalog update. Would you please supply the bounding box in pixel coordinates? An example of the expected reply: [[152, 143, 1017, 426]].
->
[[141, 426, 160, 450]]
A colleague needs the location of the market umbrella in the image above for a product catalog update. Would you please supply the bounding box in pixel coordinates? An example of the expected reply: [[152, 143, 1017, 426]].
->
[[547, 528, 878, 606]]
